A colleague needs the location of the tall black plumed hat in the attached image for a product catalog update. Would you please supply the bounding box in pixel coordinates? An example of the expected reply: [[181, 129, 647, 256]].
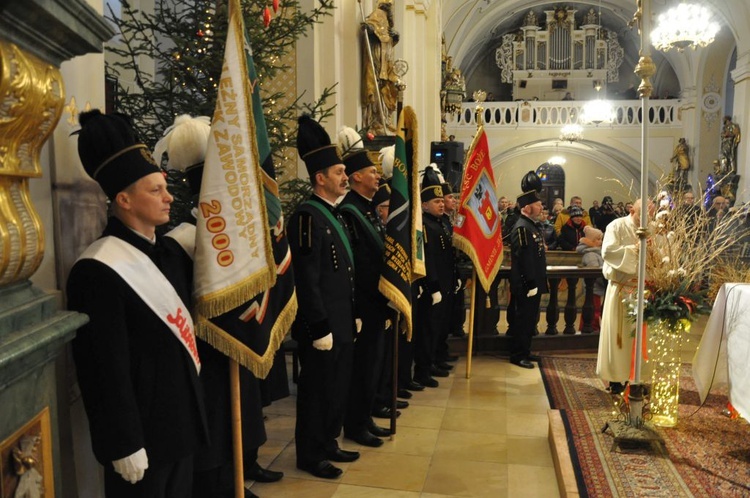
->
[[76, 109, 161, 199], [296, 115, 342, 177], [517, 170, 542, 207], [521, 170, 543, 193], [421, 165, 444, 202]]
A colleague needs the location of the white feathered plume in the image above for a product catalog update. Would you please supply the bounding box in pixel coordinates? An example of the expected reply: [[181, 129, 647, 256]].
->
[[153, 115, 211, 171], [337, 126, 363, 157], [379, 145, 395, 179]]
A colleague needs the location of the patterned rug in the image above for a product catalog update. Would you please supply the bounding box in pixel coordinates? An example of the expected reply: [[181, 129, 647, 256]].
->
[[541, 356, 750, 497]]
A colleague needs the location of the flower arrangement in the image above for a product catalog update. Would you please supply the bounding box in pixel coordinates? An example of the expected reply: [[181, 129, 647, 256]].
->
[[625, 190, 749, 326]]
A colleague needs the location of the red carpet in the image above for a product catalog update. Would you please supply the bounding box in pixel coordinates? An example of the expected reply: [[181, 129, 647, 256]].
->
[[541, 356, 750, 497]]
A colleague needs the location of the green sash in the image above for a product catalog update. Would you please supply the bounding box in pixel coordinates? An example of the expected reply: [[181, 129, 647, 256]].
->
[[339, 204, 385, 253], [302, 200, 355, 269]]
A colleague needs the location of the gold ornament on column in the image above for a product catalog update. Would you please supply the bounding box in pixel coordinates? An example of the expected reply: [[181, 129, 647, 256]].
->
[[0, 40, 65, 285]]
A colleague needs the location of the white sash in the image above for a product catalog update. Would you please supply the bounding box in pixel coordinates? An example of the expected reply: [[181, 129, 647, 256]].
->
[[78, 236, 201, 373]]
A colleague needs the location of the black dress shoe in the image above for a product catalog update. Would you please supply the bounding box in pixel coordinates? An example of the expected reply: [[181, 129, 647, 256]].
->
[[345, 430, 383, 447], [510, 358, 534, 369], [527, 354, 541, 362], [371, 406, 401, 419], [396, 400, 409, 409], [430, 366, 450, 377], [435, 361, 454, 370], [415, 376, 439, 388], [325, 447, 360, 462], [403, 381, 425, 392], [246, 462, 284, 483], [397, 389, 413, 399], [297, 460, 342, 479], [367, 420, 391, 437]]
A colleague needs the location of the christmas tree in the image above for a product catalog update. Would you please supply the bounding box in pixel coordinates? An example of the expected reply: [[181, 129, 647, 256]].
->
[[105, 0, 336, 225]]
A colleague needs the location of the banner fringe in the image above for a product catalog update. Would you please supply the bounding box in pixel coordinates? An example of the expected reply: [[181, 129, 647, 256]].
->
[[452, 235, 502, 294], [378, 279, 413, 341], [194, 271, 275, 319], [194, 289, 297, 379]]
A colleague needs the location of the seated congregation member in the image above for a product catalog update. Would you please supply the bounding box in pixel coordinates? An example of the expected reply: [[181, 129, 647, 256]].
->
[[68, 110, 208, 498], [557, 205, 587, 250], [288, 116, 359, 479], [553, 195, 591, 235], [576, 226, 605, 331], [338, 144, 393, 448], [597, 196, 618, 232], [414, 166, 454, 387]]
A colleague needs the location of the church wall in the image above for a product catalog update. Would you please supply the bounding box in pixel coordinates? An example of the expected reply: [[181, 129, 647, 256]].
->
[[696, 28, 736, 190]]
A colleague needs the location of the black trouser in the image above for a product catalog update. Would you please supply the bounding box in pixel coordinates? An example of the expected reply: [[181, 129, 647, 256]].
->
[[414, 293, 447, 381], [344, 316, 386, 433], [295, 340, 353, 466], [510, 292, 541, 361], [435, 290, 455, 361], [105, 454, 193, 498]]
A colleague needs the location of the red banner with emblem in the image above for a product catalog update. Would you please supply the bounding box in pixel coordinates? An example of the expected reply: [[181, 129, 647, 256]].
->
[[452, 126, 503, 293]]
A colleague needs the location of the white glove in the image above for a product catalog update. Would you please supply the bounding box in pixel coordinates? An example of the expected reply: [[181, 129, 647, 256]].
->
[[431, 291, 443, 305], [385, 319, 392, 329], [113, 447, 148, 484], [355, 318, 363, 333], [313, 333, 333, 351], [455, 279, 462, 293], [526, 287, 538, 297]]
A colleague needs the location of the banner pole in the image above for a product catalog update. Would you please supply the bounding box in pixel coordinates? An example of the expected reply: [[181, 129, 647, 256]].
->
[[466, 270, 477, 379], [390, 311, 400, 436], [230, 359, 244, 498]]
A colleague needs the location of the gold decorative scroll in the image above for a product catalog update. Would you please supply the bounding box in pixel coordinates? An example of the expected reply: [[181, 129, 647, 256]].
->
[[0, 40, 65, 285]]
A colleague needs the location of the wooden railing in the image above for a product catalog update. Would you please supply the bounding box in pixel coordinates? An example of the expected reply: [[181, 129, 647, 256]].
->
[[470, 265, 604, 340]]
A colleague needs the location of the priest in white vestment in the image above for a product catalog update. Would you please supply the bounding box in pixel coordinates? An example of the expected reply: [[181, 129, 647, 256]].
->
[[596, 200, 643, 393]]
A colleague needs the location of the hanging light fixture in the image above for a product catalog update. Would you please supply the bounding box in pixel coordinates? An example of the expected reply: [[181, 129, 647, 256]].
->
[[581, 83, 614, 125], [547, 155, 567, 166], [651, 4, 719, 52], [560, 124, 583, 142]]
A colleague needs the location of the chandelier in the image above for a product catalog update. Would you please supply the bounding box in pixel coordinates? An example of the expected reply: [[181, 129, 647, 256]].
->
[[651, 4, 719, 51], [560, 124, 583, 142], [548, 155, 567, 166], [581, 98, 614, 125]]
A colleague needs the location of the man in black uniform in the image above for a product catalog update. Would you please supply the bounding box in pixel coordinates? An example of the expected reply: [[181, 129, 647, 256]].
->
[[414, 166, 454, 387], [67, 110, 208, 497], [509, 171, 548, 369], [437, 181, 461, 364], [155, 115, 281, 498], [288, 115, 359, 479], [339, 148, 393, 447]]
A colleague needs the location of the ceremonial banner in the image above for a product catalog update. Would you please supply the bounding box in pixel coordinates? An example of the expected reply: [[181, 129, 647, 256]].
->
[[453, 126, 503, 293], [378, 106, 425, 340], [193, 0, 281, 376]]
